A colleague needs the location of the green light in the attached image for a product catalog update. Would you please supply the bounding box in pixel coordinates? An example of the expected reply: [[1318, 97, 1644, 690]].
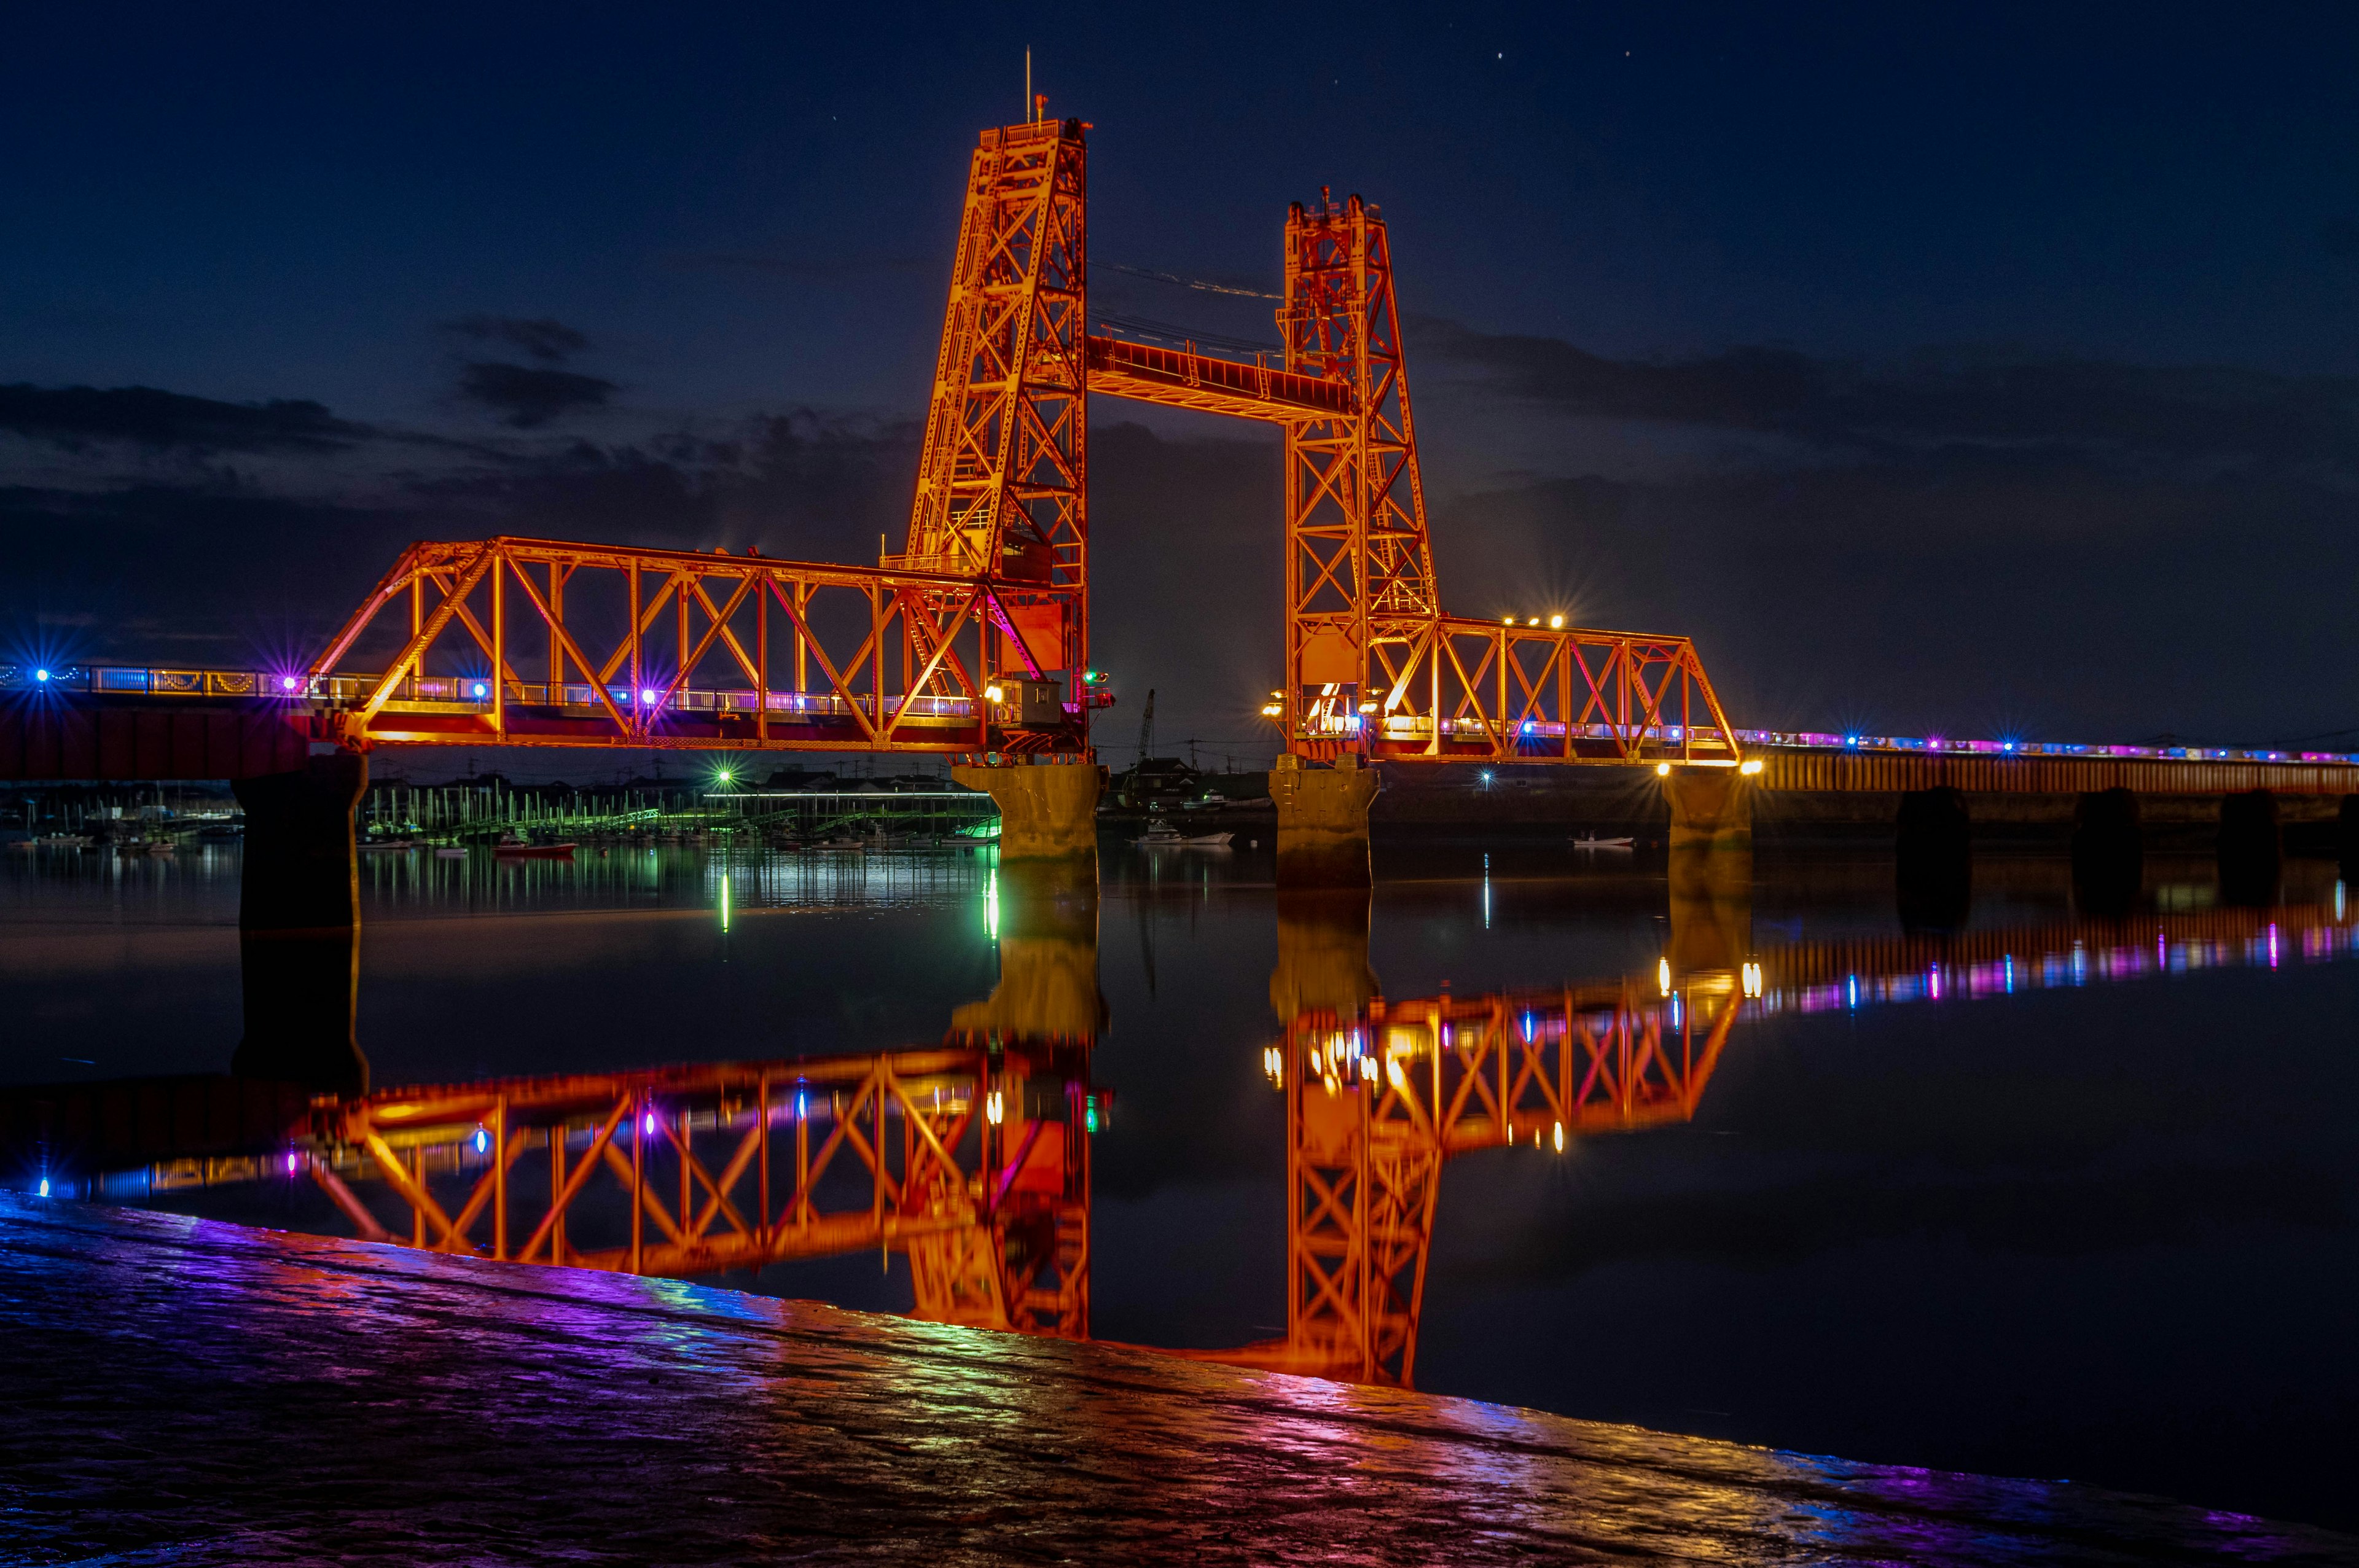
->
[[1084, 1103, 1098, 1134], [716, 766, 734, 784], [984, 869, 999, 942], [719, 873, 732, 934]]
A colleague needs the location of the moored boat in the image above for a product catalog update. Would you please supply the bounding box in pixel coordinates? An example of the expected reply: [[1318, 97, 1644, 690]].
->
[[492, 834, 576, 859]]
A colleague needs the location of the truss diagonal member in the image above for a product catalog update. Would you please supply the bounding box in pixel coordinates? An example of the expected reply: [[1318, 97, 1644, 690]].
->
[[502, 560, 636, 736], [517, 1096, 632, 1263], [671, 1115, 761, 1244], [342, 547, 499, 725], [359, 1129, 464, 1250], [764, 581, 879, 743], [601, 1138, 686, 1247], [882, 585, 980, 741], [592, 571, 684, 689], [310, 544, 430, 682], [686, 575, 766, 688], [444, 1128, 533, 1246]]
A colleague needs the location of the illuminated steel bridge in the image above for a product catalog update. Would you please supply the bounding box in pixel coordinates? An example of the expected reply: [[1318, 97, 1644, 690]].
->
[[0, 109, 1743, 779]]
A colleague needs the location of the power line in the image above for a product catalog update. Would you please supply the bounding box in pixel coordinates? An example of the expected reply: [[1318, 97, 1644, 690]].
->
[[1103, 260, 1281, 300]]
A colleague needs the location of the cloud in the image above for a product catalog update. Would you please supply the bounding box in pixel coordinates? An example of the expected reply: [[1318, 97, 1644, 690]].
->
[[1414, 320, 2359, 470], [441, 314, 592, 362], [0, 383, 367, 453], [454, 362, 618, 429]]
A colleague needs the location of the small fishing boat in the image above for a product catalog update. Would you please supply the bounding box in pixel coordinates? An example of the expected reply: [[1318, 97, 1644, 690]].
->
[[1570, 834, 1635, 851], [1132, 819, 1234, 848], [493, 833, 576, 859], [433, 846, 469, 859]]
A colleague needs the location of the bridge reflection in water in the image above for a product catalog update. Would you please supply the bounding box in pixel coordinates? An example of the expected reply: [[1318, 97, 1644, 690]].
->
[[17, 856, 2357, 1394]]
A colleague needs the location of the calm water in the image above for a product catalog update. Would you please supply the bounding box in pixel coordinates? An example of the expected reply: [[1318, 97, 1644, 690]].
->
[[4, 838, 2356, 1535]]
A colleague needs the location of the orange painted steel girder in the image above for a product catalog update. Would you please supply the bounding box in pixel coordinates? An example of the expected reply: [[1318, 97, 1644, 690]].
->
[[305, 536, 1086, 757], [308, 1042, 1093, 1338]]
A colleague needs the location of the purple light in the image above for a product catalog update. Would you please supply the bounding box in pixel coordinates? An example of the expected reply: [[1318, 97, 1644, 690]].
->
[[643, 1112, 657, 1136], [285, 1152, 300, 1174], [279, 675, 299, 692], [640, 689, 658, 705]]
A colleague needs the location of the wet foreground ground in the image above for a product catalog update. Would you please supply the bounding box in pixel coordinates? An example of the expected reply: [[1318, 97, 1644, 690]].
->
[[4, 1196, 2353, 1567]]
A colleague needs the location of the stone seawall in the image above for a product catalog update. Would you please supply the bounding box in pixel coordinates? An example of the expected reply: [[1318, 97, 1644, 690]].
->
[[2, 1197, 2343, 1566]]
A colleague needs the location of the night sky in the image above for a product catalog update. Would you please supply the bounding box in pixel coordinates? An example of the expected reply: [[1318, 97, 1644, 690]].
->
[[6, 4, 2358, 770]]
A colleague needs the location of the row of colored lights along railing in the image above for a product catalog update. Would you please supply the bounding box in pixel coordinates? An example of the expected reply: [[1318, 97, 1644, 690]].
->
[[6, 665, 2355, 768]]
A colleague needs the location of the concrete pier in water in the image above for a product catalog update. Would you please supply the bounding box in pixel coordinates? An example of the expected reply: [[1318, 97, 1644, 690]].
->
[[229, 753, 369, 1094]]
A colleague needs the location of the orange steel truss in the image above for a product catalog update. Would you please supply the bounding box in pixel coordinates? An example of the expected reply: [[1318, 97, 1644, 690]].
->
[[304, 536, 1085, 756], [294, 111, 1737, 769], [1082, 192, 1740, 770], [307, 117, 1098, 761], [1227, 979, 1739, 1386], [305, 1042, 1092, 1338]]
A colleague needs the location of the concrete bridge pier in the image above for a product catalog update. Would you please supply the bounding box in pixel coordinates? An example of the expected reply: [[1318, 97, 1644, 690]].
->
[[2218, 789, 2281, 907], [953, 760, 1104, 862], [949, 859, 1105, 1044], [1665, 768, 1752, 852], [1272, 754, 1380, 887], [229, 752, 369, 1094], [1895, 787, 1972, 933], [2071, 787, 2143, 917]]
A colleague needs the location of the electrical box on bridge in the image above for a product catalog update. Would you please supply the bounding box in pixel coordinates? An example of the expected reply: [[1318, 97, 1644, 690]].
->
[[1015, 679, 1065, 728]]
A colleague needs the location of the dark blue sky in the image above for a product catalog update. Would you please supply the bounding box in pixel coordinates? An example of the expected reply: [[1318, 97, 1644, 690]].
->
[[6, 3, 2358, 757]]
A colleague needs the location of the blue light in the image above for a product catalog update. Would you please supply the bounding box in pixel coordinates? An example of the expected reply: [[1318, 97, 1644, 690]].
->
[[37, 1178, 49, 1197], [1846, 974, 1859, 1008], [34, 668, 49, 683], [1845, 735, 1859, 747], [471, 681, 488, 700], [472, 1127, 488, 1153]]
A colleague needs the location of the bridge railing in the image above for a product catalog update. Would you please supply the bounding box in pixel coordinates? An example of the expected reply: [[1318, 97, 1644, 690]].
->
[[18, 662, 2359, 772]]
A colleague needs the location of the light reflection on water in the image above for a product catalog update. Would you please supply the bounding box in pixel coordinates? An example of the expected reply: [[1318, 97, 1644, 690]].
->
[[2, 840, 2357, 1533]]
